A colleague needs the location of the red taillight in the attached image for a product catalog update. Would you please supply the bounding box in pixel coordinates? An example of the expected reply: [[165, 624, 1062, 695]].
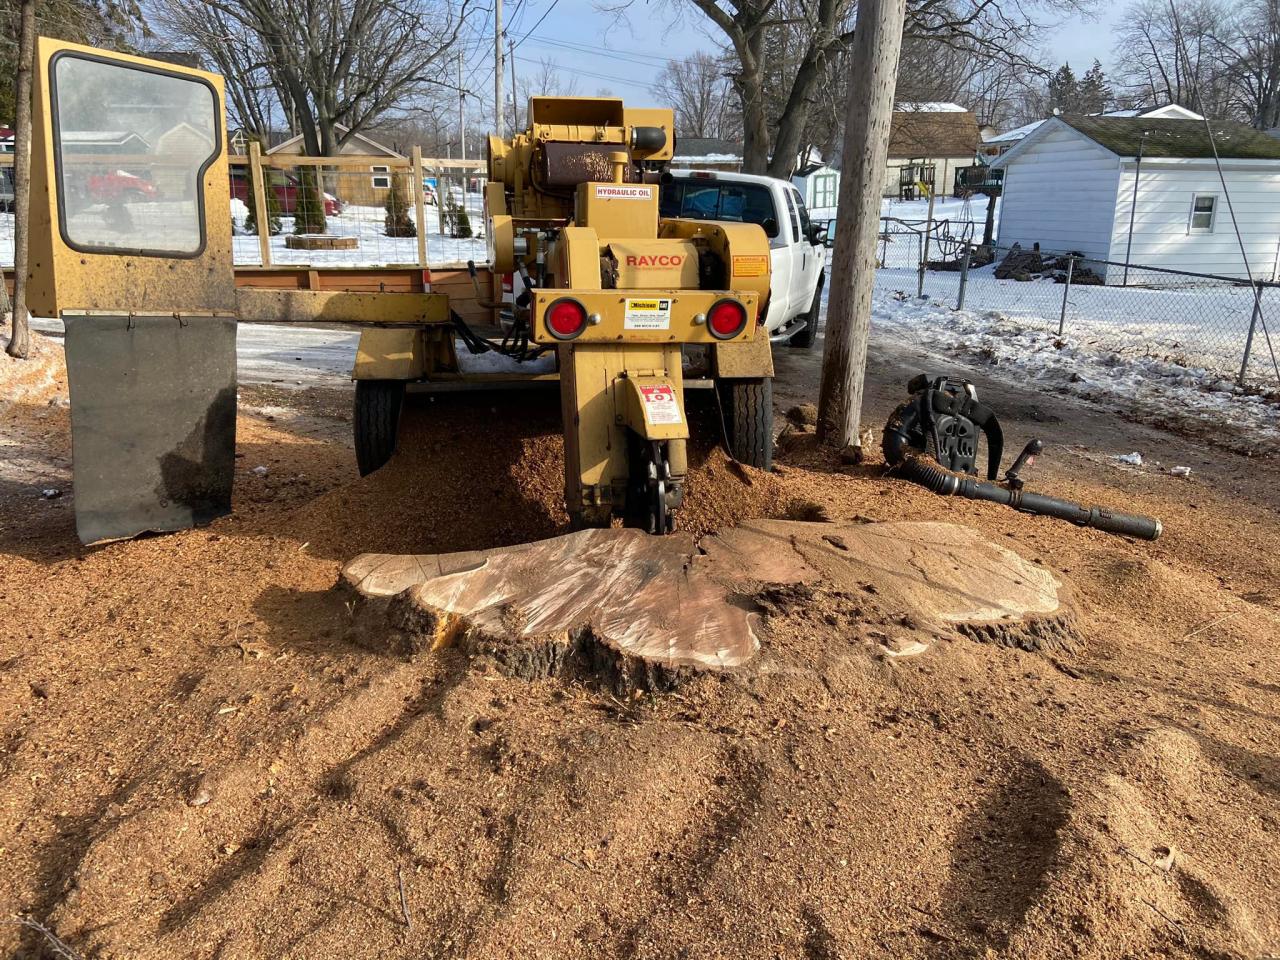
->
[[546, 298, 588, 340], [707, 299, 747, 339]]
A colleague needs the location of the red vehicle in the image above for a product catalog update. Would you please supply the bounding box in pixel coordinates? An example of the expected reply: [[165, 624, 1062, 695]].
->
[[229, 170, 344, 217], [87, 169, 159, 203]]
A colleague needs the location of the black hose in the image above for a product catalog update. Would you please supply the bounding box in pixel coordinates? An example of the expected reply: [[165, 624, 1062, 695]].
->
[[883, 419, 1162, 540]]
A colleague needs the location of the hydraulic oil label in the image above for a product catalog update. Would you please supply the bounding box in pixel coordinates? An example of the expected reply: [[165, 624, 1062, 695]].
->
[[595, 185, 653, 200], [639, 384, 682, 425], [733, 255, 769, 278], [624, 297, 672, 330]]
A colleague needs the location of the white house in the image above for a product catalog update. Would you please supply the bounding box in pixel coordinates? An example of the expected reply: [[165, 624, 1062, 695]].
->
[[989, 115, 1280, 283]]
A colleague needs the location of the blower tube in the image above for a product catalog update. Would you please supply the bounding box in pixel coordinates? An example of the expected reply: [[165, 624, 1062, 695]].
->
[[883, 423, 1162, 541]]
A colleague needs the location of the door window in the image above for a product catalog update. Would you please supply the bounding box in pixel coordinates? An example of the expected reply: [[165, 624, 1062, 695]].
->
[[52, 52, 219, 257]]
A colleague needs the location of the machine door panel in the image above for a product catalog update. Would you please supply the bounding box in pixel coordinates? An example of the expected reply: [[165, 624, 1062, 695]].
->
[[63, 314, 237, 544], [32, 39, 238, 543]]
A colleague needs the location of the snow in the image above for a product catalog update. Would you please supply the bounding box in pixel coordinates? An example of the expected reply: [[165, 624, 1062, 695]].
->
[[897, 102, 968, 113], [984, 120, 1044, 144], [231, 193, 488, 267], [456, 348, 556, 374], [868, 281, 1280, 454]]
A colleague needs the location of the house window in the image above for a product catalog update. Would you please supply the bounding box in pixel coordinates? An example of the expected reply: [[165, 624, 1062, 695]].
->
[[813, 173, 837, 209], [371, 165, 391, 189], [1189, 194, 1216, 233]]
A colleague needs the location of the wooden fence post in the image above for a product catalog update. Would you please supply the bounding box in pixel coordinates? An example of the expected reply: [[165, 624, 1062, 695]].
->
[[248, 142, 272, 268], [412, 146, 428, 269]]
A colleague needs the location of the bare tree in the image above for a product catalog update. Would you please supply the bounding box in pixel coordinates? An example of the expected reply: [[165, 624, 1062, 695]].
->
[[5, 0, 33, 359], [1221, 0, 1280, 128], [148, 2, 281, 136], [651, 51, 740, 138], [169, 0, 475, 156], [618, 0, 1072, 177], [1114, 0, 1236, 116]]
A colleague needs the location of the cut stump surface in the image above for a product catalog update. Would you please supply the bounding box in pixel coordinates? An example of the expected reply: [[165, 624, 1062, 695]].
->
[[340, 520, 1072, 688]]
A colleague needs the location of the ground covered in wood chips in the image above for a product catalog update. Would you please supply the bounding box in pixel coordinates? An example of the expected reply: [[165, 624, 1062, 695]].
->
[[3, 332, 1280, 959]]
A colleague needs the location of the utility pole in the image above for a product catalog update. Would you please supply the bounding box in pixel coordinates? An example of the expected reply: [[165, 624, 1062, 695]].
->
[[509, 40, 518, 131], [494, 0, 504, 138], [815, 0, 908, 455], [457, 53, 466, 160]]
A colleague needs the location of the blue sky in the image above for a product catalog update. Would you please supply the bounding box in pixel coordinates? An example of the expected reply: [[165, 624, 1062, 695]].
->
[[486, 0, 1127, 110]]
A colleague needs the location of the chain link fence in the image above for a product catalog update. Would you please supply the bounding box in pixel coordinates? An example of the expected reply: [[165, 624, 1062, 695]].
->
[[875, 217, 1280, 391]]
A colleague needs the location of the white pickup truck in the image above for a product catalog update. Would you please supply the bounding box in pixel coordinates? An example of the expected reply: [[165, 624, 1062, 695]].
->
[[659, 170, 827, 347]]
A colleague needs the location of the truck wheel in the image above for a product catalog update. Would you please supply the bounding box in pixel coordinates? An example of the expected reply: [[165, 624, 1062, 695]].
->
[[718, 378, 774, 471], [789, 273, 824, 348], [353, 380, 405, 476]]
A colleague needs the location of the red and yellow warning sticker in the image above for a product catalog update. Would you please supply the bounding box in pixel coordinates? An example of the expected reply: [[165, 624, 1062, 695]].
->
[[732, 255, 769, 278]]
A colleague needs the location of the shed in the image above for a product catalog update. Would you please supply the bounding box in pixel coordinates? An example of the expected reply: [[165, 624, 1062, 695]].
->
[[990, 116, 1280, 283], [268, 124, 410, 207], [886, 103, 980, 199], [669, 137, 743, 172]]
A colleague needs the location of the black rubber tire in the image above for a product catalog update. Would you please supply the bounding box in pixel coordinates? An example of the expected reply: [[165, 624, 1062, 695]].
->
[[353, 379, 405, 476], [788, 272, 824, 348], [719, 377, 774, 471]]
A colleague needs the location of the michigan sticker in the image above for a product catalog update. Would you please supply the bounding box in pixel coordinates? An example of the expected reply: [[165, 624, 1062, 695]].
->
[[733, 255, 769, 278], [624, 297, 672, 330]]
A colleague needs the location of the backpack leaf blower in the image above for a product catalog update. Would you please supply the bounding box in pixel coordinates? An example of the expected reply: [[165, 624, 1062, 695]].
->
[[882, 375, 1162, 541]]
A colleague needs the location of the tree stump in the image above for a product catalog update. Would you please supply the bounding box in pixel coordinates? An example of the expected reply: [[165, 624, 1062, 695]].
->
[[339, 520, 1076, 693]]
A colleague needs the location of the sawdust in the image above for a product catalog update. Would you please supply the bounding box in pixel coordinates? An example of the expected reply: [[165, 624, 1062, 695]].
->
[[2, 370, 1280, 958]]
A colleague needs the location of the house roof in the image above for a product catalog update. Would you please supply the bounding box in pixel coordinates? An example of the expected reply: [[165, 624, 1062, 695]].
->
[[888, 109, 980, 159], [986, 105, 1204, 146], [1062, 116, 1280, 160], [267, 123, 405, 158], [673, 137, 743, 160]]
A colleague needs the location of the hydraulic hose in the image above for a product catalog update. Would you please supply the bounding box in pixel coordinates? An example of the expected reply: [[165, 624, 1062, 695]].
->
[[883, 421, 1162, 541]]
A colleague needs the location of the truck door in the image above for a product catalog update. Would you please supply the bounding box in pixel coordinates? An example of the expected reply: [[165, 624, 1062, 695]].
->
[[31, 39, 237, 544], [786, 185, 823, 308]]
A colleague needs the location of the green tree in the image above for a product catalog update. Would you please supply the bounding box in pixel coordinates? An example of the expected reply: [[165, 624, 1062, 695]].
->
[[243, 151, 282, 236], [447, 190, 472, 239], [1047, 63, 1080, 112], [291, 167, 326, 235], [383, 171, 416, 238], [1079, 60, 1112, 114]]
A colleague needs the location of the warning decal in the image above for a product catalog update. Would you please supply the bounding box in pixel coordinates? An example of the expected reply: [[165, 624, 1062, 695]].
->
[[733, 255, 769, 278], [639, 384, 683, 426], [624, 297, 672, 330], [595, 185, 654, 200]]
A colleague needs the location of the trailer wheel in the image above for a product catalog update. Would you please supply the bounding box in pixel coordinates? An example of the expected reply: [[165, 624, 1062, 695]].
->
[[353, 379, 405, 476], [718, 377, 774, 471], [788, 272, 824, 348]]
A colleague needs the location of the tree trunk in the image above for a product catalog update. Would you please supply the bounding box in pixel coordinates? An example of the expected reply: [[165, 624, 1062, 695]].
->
[[737, 29, 770, 174], [5, 0, 35, 360], [766, 47, 828, 179], [816, 0, 907, 451]]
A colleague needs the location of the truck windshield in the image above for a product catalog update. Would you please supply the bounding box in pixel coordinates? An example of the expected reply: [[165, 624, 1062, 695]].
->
[[660, 179, 779, 238]]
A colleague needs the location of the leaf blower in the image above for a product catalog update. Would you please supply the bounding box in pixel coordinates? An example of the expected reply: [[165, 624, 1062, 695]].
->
[[882, 375, 1162, 540]]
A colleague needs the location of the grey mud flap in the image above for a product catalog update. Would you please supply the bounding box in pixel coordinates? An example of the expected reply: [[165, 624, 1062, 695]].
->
[[64, 313, 237, 545]]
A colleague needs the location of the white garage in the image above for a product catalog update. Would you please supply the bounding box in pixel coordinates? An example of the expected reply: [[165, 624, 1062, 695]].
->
[[989, 116, 1280, 283]]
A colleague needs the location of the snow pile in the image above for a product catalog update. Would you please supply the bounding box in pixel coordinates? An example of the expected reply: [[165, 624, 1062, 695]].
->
[[871, 292, 1280, 454], [456, 346, 556, 375]]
